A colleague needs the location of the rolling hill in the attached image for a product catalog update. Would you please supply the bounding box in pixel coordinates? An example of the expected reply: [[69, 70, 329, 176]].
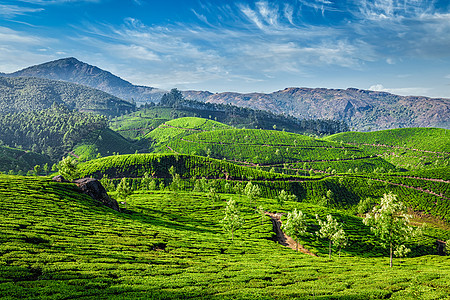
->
[[325, 128, 450, 171], [0, 76, 135, 116]]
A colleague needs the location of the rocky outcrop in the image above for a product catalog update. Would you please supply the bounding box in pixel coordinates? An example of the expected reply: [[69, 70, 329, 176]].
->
[[72, 178, 120, 211]]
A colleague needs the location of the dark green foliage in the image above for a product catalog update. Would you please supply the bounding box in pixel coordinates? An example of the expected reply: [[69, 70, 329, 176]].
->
[[0, 76, 135, 116], [0, 145, 51, 173], [78, 153, 290, 181], [0, 104, 107, 160]]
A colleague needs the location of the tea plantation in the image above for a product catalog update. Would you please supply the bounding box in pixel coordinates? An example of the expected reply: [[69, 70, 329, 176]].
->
[[1, 175, 449, 299]]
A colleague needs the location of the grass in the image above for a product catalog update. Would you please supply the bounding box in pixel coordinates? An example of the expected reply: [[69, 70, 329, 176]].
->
[[0, 146, 51, 173], [0, 174, 449, 299]]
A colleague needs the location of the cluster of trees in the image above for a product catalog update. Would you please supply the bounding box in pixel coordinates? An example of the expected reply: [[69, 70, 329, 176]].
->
[[0, 104, 108, 161], [153, 89, 349, 135]]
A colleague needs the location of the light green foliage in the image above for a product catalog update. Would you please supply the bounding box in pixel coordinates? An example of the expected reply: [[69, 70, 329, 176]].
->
[[57, 156, 80, 181], [276, 189, 297, 207], [363, 192, 415, 267], [221, 198, 243, 241], [255, 205, 265, 225], [116, 178, 132, 208], [316, 214, 346, 259], [244, 182, 261, 206], [282, 209, 308, 251]]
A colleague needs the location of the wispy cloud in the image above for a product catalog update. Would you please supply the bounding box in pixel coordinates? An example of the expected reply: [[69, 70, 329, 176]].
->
[[0, 4, 43, 17]]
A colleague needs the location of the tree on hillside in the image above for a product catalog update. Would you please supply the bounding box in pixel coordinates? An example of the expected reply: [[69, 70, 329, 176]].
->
[[57, 156, 80, 181], [244, 182, 261, 207], [160, 88, 183, 107], [221, 198, 243, 241], [282, 209, 308, 252], [363, 192, 415, 267], [276, 189, 297, 207], [316, 214, 347, 259], [116, 178, 132, 209]]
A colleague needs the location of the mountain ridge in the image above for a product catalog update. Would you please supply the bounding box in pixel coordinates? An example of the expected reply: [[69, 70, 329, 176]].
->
[[3, 57, 165, 104], [3, 57, 449, 131]]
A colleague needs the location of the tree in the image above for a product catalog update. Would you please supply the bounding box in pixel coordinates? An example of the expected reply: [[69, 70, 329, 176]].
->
[[221, 199, 243, 241], [363, 192, 415, 267], [316, 214, 346, 259], [116, 178, 132, 209], [255, 205, 265, 225], [276, 189, 297, 207], [33, 164, 41, 176], [56, 156, 80, 181], [282, 209, 308, 252], [244, 182, 261, 207]]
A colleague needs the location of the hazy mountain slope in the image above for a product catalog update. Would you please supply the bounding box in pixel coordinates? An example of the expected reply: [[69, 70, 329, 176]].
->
[[183, 88, 450, 131], [0, 76, 134, 116], [4, 57, 165, 104]]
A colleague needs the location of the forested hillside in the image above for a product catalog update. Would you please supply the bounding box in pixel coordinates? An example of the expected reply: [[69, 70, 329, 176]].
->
[[0, 76, 135, 116]]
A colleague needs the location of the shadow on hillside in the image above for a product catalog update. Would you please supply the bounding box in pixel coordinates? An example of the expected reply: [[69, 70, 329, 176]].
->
[[121, 207, 220, 234]]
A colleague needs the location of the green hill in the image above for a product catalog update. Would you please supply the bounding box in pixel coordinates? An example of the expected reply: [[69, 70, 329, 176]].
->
[[0, 76, 135, 116], [72, 128, 149, 161], [0, 146, 51, 174], [147, 117, 231, 146], [0, 174, 449, 299], [326, 128, 450, 170], [163, 128, 396, 174]]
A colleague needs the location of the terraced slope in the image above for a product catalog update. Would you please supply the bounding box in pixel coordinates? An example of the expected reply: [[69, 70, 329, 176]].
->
[[78, 153, 289, 181], [147, 117, 231, 145], [79, 153, 449, 221], [326, 128, 450, 170], [0, 174, 449, 299], [165, 128, 395, 173]]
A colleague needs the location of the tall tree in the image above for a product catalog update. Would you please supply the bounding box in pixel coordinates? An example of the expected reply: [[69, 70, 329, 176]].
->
[[363, 192, 415, 267], [221, 198, 243, 241], [316, 214, 347, 259], [282, 209, 308, 252], [116, 178, 132, 209]]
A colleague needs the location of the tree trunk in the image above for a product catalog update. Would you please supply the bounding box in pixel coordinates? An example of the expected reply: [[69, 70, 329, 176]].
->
[[296, 240, 298, 252], [329, 240, 332, 259], [390, 243, 393, 268], [232, 229, 234, 241]]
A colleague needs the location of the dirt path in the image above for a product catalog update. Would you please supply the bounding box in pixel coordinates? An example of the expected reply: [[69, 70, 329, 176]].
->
[[265, 212, 317, 256]]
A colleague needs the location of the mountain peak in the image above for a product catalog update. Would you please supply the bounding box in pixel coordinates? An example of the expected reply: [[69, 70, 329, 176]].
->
[[5, 57, 164, 103]]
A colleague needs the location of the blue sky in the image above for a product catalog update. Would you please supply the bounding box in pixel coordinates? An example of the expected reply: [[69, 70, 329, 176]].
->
[[1, 0, 449, 98]]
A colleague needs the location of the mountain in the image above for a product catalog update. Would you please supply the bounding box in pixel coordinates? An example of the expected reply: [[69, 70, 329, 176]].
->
[[183, 88, 450, 131], [4, 57, 165, 104], [4, 58, 449, 130], [0, 76, 135, 116]]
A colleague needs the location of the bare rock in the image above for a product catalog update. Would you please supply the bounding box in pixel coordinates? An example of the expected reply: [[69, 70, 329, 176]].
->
[[52, 175, 67, 182], [73, 178, 120, 212]]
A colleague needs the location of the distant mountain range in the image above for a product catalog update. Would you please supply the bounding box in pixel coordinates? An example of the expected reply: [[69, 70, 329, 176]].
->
[[2, 57, 449, 130], [183, 88, 450, 131]]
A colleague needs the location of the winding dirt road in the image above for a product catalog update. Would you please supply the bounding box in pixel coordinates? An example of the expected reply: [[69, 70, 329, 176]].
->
[[265, 212, 317, 256]]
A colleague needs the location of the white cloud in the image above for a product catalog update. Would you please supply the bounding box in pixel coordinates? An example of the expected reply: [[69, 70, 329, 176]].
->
[[369, 84, 431, 96], [0, 4, 43, 17], [112, 44, 160, 62]]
